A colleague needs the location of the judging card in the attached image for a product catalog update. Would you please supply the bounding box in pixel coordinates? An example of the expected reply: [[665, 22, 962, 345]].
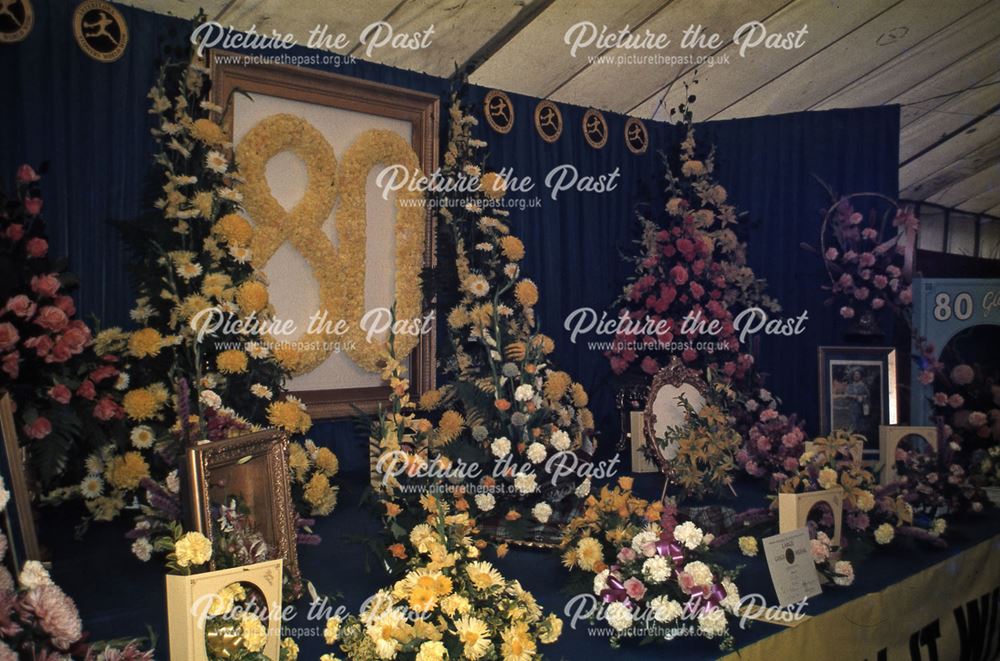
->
[[762, 528, 823, 607]]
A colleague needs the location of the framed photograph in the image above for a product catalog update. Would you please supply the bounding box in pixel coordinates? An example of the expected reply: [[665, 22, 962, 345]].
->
[[0, 392, 40, 573], [210, 50, 439, 419], [643, 357, 710, 476], [818, 346, 898, 457], [185, 429, 298, 582]]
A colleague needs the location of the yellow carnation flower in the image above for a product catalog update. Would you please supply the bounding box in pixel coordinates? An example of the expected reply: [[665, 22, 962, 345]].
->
[[239, 613, 267, 652], [174, 531, 212, 567]]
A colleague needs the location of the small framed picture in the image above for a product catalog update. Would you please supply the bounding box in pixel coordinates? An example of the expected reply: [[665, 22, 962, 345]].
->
[[818, 346, 898, 459], [186, 429, 299, 583], [0, 392, 41, 574]]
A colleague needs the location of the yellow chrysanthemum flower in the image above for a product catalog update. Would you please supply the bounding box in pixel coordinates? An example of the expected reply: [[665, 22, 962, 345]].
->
[[570, 382, 589, 407], [418, 388, 442, 410], [304, 473, 338, 516], [236, 280, 269, 314], [123, 387, 165, 421], [212, 213, 254, 247], [434, 410, 464, 447], [191, 118, 228, 145], [466, 561, 504, 591], [543, 371, 571, 402], [480, 171, 507, 200], [216, 349, 249, 374], [575, 537, 603, 571], [456, 615, 491, 660], [514, 279, 539, 307], [499, 235, 524, 261], [267, 399, 312, 434], [105, 452, 150, 490], [314, 447, 339, 476], [128, 328, 163, 358]]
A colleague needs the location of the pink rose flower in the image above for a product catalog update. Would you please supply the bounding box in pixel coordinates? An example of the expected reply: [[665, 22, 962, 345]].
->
[[947, 394, 964, 409], [932, 392, 948, 406], [853, 287, 870, 301], [54, 296, 75, 316], [640, 356, 659, 375], [886, 265, 901, 278], [899, 287, 913, 305], [24, 417, 52, 440], [16, 164, 40, 183], [950, 364, 974, 386], [23, 197, 43, 216], [756, 437, 771, 452], [839, 306, 855, 319], [624, 577, 647, 600], [1, 352, 18, 379], [5, 295, 37, 319], [617, 547, 637, 564], [783, 457, 799, 472], [861, 228, 877, 240], [843, 250, 858, 262], [918, 370, 935, 385], [871, 298, 885, 310], [849, 212, 863, 225], [89, 364, 118, 384], [873, 275, 888, 289], [30, 274, 60, 298], [677, 571, 697, 594], [837, 273, 853, 288], [824, 247, 838, 260], [25, 237, 48, 258], [681, 347, 697, 363], [670, 265, 689, 286], [93, 397, 123, 422], [0, 323, 18, 352], [47, 384, 72, 404], [968, 411, 987, 427], [859, 252, 876, 267], [810, 539, 830, 563], [4, 224, 24, 242], [76, 380, 96, 400], [33, 306, 69, 332], [760, 409, 778, 422]]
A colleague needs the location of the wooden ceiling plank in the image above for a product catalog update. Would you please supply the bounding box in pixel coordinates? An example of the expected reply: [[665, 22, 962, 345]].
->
[[810, 0, 997, 112], [547, 0, 786, 113], [900, 134, 1000, 198], [956, 186, 1000, 214], [469, 0, 670, 99], [116, 0, 234, 19], [900, 71, 1000, 162], [925, 162, 1000, 208], [715, 0, 985, 120], [361, 0, 551, 76], [630, 0, 900, 120]]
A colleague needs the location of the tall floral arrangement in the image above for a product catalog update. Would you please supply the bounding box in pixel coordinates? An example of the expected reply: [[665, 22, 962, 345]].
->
[[0, 165, 127, 489], [606, 124, 777, 380], [734, 386, 807, 487], [65, 41, 335, 543], [404, 94, 596, 538]]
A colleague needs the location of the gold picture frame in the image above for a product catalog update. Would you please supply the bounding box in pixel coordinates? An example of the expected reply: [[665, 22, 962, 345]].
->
[[0, 392, 40, 572], [186, 429, 298, 583], [643, 357, 710, 479], [209, 50, 439, 419]]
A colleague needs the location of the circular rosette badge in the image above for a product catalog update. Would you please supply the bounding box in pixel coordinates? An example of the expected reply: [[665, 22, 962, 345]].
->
[[73, 0, 128, 62], [0, 0, 33, 43]]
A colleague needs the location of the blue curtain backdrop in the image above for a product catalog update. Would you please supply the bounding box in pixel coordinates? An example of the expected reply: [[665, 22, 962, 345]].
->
[[0, 0, 899, 452]]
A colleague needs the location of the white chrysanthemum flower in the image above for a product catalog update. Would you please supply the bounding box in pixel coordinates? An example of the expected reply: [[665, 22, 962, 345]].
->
[[874, 523, 895, 545], [526, 442, 547, 464], [199, 389, 222, 409], [250, 383, 274, 400], [474, 493, 495, 512], [575, 478, 591, 498], [514, 384, 534, 402], [683, 560, 713, 587], [166, 469, 180, 494], [532, 502, 552, 523], [513, 472, 537, 494], [490, 437, 511, 458], [550, 429, 571, 451], [631, 530, 658, 557], [205, 150, 228, 174], [85, 454, 104, 475]]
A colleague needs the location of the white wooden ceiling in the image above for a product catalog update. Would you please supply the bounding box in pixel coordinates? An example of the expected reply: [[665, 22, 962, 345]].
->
[[124, 0, 1000, 216]]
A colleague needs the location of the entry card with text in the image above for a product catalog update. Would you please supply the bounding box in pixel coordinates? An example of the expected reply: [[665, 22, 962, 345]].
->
[[762, 528, 823, 607]]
